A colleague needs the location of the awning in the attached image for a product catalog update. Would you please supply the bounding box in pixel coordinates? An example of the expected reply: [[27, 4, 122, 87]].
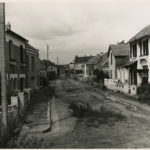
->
[[123, 60, 137, 67]]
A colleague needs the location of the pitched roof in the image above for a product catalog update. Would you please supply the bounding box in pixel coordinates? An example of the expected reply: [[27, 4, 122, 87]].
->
[[108, 43, 129, 57], [87, 52, 108, 66], [86, 54, 102, 65], [26, 43, 38, 52], [128, 25, 150, 43], [43, 59, 55, 66], [116, 56, 129, 66], [100, 52, 108, 65], [6, 29, 28, 42], [124, 60, 137, 67], [102, 60, 108, 67], [74, 56, 94, 63]]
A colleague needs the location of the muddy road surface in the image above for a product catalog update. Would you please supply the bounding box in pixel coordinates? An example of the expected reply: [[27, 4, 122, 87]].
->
[[8, 78, 150, 148]]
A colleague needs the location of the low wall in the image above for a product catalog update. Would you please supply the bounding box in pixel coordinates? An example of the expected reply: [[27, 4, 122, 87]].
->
[[130, 85, 137, 95], [0, 88, 31, 126], [104, 78, 130, 94]]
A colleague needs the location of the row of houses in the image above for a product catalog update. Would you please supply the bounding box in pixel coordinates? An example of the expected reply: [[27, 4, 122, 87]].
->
[[69, 25, 150, 96], [2, 24, 57, 105], [68, 52, 109, 81]]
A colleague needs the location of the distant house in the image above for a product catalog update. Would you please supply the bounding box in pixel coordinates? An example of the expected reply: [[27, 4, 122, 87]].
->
[[101, 53, 109, 73], [107, 43, 129, 80], [69, 61, 74, 77], [56, 64, 69, 76], [104, 42, 130, 94], [39, 60, 47, 86], [47, 61, 57, 73], [5, 25, 28, 101], [74, 55, 94, 77], [124, 25, 150, 95], [26, 43, 40, 90], [86, 52, 108, 77]]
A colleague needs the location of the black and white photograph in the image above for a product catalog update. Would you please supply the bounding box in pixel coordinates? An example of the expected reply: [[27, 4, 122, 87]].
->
[[1, 0, 150, 148]]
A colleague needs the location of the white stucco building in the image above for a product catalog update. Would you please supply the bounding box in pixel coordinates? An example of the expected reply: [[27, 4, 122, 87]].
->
[[124, 25, 150, 95], [74, 55, 93, 78], [104, 43, 130, 94]]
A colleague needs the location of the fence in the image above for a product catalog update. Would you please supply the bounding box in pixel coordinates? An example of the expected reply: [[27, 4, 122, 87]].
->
[[0, 88, 31, 121]]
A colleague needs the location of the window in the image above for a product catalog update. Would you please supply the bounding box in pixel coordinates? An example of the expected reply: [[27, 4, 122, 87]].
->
[[51, 66, 54, 71], [9, 40, 12, 60], [31, 56, 35, 71], [110, 70, 112, 79], [20, 45, 24, 63], [132, 44, 137, 57], [131, 69, 137, 85], [139, 41, 142, 56], [130, 45, 132, 58], [111, 53, 113, 64], [20, 78, 24, 91], [14, 78, 17, 89], [143, 39, 149, 56], [26, 55, 29, 70]]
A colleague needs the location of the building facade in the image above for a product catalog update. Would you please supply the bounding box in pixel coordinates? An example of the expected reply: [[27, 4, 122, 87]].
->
[[69, 62, 74, 77], [39, 60, 47, 86], [5, 26, 28, 101], [125, 25, 150, 95], [47, 61, 57, 73], [74, 55, 93, 77], [107, 43, 129, 80], [26, 43, 40, 90], [104, 43, 130, 94], [86, 52, 108, 77]]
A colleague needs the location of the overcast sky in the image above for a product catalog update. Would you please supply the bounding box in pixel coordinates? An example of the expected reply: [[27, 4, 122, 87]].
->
[[5, 0, 150, 64]]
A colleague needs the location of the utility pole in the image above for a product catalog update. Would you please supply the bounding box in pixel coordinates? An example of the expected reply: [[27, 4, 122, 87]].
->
[[47, 44, 49, 61], [0, 3, 8, 130], [57, 57, 59, 65]]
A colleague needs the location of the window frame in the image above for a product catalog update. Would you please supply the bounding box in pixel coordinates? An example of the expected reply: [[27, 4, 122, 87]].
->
[[132, 43, 137, 58], [143, 39, 149, 56], [31, 56, 35, 71], [110, 52, 113, 64], [9, 40, 13, 60], [20, 45, 24, 63]]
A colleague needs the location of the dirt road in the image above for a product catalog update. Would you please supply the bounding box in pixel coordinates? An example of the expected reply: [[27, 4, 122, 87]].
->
[[8, 78, 150, 148]]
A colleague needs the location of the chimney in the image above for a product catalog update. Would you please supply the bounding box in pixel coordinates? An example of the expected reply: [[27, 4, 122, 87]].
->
[[75, 55, 78, 58], [5, 22, 11, 30], [118, 40, 125, 44]]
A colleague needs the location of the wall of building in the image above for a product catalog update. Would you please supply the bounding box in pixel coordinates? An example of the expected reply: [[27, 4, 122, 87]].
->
[[104, 78, 130, 95], [5, 33, 26, 97], [117, 67, 129, 83], [47, 66, 56, 72], [26, 49, 40, 90], [74, 63, 84, 76], [147, 38, 150, 83], [108, 51, 116, 79], [130, 37, 150, 86]]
